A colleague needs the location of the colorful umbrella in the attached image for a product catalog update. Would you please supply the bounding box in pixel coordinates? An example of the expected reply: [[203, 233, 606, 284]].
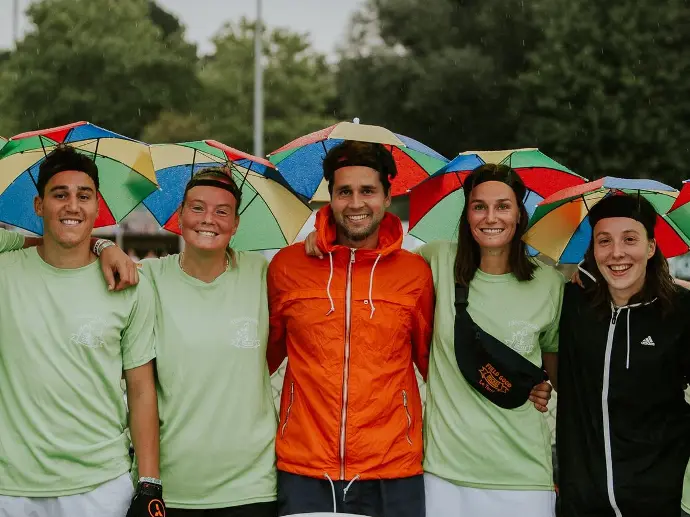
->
[[267, 120, 449, 202], [523, 177, 689, 263], [666, 180, 690, 239], [0, 121, 157, 234], [0, 136, 7, 150], [408, 148, 586, 243], [144, 140, 312, 251]]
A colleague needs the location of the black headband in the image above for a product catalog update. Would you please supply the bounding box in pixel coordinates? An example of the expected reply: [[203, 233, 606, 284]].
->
[[589, 194, 656, 238], [463, 168, 526, 203], [184, 178, 239, 197]]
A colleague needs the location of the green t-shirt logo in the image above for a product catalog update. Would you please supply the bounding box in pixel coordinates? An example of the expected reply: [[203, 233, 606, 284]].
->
[[70, 316, 107, 349], [505, 320, 540, 355]]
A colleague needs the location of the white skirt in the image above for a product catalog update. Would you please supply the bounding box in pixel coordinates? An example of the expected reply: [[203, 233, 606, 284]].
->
[[424, 472, 556, 517], [0, 473, 133, 517]]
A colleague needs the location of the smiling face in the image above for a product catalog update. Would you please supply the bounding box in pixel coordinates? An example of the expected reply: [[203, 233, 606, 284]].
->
[[330, 165, 391, 249], [179, 185, 240, 252], [592, 216, 656, 306], [466, 181, 520, 253], [34, 170, 99, 249]]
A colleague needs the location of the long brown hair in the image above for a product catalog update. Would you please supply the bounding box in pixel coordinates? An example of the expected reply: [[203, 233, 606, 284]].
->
[[454, 163, 536, 286]]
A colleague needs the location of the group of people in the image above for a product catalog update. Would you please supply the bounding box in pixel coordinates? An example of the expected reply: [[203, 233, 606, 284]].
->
[[0, 140, 688, 517]]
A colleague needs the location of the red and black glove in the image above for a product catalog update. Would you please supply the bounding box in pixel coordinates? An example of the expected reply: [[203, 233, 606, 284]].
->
[[126, 479, 166, 517]]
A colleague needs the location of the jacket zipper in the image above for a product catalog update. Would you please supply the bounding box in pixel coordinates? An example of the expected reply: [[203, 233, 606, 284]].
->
[[402, 390, 412, 445], [602, 307, 623, 517], [339, 249, 356, 480], [281, 382, 294, 437]]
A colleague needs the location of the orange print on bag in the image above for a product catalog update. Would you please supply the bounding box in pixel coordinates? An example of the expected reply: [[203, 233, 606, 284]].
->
[[479, 363, 512, 393]]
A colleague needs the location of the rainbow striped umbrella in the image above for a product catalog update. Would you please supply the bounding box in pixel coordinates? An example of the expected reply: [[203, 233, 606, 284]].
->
[[0, 121, 157, 234], [666, 180, 690, 240], [524, 177, 689, 263], [267, 120, 448, 202], [408, 148, 586, 243], [144, 140, 312, 251]]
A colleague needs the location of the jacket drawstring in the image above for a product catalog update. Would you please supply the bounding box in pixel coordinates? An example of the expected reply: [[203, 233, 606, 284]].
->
[[323, 472, 336, 513], [325, 252, 335, 315], [625, 308, 631, 370], [368, 255, 382, 319], [325, 251, 381, 319], [323, 472, 360, 512], [343, 474, 360, 502]]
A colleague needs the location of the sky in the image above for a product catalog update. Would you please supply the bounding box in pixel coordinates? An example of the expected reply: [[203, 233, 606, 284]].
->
[[0, 0, 365, 57]]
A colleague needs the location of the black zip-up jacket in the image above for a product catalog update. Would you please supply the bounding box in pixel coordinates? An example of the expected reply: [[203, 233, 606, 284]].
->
[[557, 281, 690, 517]]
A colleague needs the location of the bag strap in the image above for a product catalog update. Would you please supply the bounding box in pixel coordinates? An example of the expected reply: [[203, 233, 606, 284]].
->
[[454, 283, 469, 310]]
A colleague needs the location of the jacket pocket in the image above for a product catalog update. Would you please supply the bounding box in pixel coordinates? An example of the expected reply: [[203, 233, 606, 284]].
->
[[402, 390, 412, 445], [281, 382, 295, 437]]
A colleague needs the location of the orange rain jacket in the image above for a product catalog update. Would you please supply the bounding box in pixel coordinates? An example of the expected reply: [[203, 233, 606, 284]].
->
[[267, 206, 434, 481]]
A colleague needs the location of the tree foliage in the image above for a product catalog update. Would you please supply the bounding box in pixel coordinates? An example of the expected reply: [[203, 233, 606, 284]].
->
[[336, 0, 542, 158], [516, 0, 690, 184], [189, 19, 336, 153], [0, 0, 198, 139]]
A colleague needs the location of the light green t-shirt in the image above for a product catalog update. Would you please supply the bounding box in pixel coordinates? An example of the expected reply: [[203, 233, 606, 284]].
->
[[417, 240, 564, 490], [138, 253, 277, 509], [0, 248, 156, 497], [0, 227, 25, 252]]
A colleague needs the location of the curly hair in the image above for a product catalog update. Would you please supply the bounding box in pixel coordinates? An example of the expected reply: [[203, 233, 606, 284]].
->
[[322, 140, 398, 197], [37, 145, 99, 197]]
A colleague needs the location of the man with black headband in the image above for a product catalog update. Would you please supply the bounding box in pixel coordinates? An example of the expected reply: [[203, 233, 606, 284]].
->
[[558, 194, 690, 517], [0, 146, 162, 517], [267, 140, 435, 516]]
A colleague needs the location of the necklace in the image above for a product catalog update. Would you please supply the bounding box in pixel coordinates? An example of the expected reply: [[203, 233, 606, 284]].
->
[[179, 251, 230, 277]]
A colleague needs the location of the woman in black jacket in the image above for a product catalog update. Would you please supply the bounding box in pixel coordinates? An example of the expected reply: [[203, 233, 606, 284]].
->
[[557, 194, 690, 517]]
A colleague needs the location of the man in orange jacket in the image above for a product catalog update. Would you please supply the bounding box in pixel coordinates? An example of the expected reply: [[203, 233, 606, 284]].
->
[[267, 140, 434, 516]]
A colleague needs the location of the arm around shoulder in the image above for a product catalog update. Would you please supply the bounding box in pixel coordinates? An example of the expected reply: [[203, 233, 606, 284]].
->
[[121, 274, 159, 478], [121, 274, 157, 371], [0, 228, 28, 253], [413, 240, 445, 265], [411, 260, 435, 380], [266, 257, 288, 374], [539, 266, 564, 388]]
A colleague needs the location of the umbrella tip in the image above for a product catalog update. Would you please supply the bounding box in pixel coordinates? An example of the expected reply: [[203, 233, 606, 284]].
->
[[353, 117, 360, 124]]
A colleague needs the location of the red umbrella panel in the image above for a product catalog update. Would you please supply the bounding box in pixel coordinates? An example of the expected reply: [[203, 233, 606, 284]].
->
[[408, 149, 586, 243]]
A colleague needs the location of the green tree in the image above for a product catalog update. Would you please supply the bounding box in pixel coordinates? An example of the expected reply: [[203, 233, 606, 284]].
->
[[140, 112, 211, 144], [336, 0, 543, 158], [0, 0, 198, 139], [517, 0, 690, 184], [142, 19, 336, 152]]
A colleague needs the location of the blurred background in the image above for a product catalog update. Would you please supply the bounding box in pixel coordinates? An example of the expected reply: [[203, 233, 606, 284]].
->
[[2, 0, 690, 277]]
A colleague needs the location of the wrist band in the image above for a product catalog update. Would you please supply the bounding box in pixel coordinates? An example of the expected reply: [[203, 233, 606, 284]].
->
[[138, 476, 162, 486], [93, 239, 115, 256]]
